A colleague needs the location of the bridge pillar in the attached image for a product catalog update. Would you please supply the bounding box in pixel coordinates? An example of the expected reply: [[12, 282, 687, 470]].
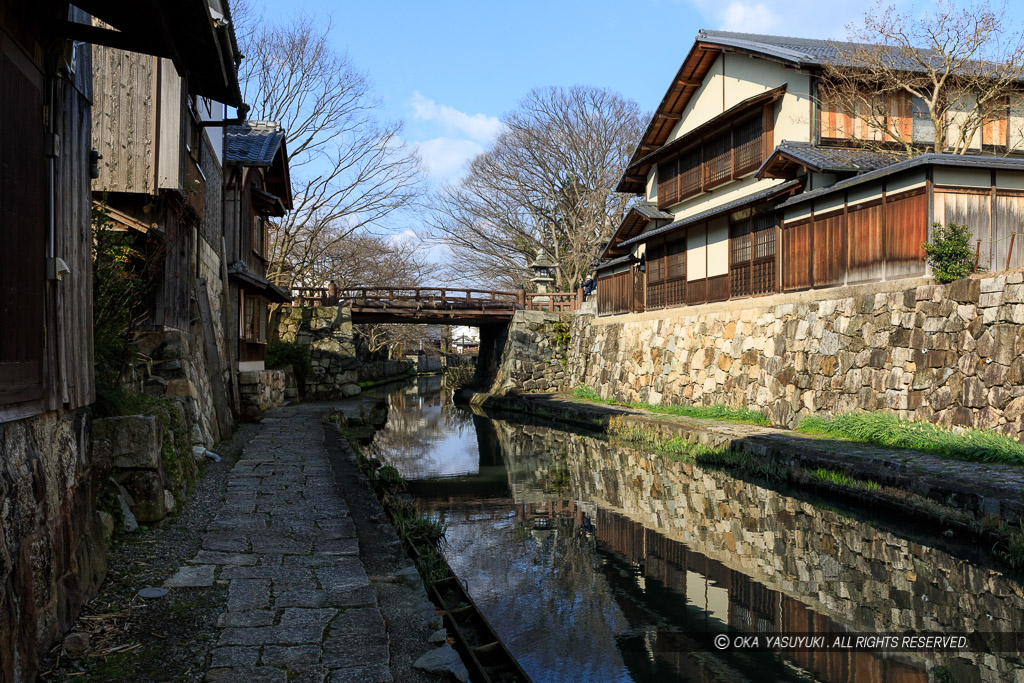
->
[[473, 322, 509, 389]]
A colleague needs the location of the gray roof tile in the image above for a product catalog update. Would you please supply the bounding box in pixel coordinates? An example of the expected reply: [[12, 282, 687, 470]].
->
[[776, 153, 1024, 210], [226, 121, 285, 166], [763, 141, 901, 174]]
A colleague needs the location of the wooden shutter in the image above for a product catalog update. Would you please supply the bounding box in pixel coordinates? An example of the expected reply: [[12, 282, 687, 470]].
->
[[0, 44, 46, 406], [657, 159, 679, 209], [678, 148, 702, 200]]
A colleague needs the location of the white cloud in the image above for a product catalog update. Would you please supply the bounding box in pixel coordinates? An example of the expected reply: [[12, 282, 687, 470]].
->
[[687, 0, 862, 39], [408, 92, 502, 142], [387, 229, 419, 246], [415, 137, 485, 183], [720, 2, 781, 33]]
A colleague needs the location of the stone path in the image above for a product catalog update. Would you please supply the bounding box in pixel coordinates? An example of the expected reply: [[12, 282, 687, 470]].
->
[[163, 404, 392, 683]]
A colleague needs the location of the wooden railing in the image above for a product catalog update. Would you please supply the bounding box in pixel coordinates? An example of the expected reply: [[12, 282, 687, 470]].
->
[[525, 291, 581, 312], [290, 286, 584, 312]]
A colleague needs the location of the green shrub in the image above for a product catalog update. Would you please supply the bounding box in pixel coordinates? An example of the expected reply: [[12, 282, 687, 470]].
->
[[92, 200, 151, 416], [922, 222, 976, 284], [266, 340, 311, 388]]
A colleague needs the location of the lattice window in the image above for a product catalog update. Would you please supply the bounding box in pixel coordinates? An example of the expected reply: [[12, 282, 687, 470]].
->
[[666, 239, 686, 279], [678, 148, 702, 200], [702, 132, 731, 188], [733, 115, 763, 175], [657, 159, 679, 209]]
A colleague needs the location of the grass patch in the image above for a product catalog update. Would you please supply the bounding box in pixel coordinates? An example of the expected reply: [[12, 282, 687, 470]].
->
[[809, 467, 881, 492], [572, 386, 769, 425], [797, 412, 1024, 466]]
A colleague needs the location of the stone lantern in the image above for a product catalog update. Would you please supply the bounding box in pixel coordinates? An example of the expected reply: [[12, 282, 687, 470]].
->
[[528, 250, 556, 294]]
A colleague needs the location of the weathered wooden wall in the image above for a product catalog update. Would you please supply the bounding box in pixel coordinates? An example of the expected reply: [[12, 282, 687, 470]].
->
[[90, 33, 156, 194], [49, 30, 95, 410]]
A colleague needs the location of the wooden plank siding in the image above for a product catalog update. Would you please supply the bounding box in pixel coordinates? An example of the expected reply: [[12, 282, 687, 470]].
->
[[50, 43, 96, 410], [1, 10, 95, 417], [884, 191, 928, 279], [90, 36, 156, 194], [597, 270, 632, 316]]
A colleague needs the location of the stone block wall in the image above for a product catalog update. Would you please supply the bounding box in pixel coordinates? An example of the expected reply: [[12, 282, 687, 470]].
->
[[0, 408, 107, 683], [136, 329, 219, 447], [491, 310, 571, 394], [564, 272, 1024, 431], [278, 306, 362, 399], [238, 369, 287, 421]]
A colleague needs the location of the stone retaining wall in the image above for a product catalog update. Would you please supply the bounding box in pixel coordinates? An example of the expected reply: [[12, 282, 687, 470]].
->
[[239, 369, 287, 420], [562, 272, 1024, 432], [490, 311, 571, 394], [0, 408, 107, 682]]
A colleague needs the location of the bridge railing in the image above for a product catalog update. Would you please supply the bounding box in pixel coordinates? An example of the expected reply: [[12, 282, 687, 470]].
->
[[288, 286, 584, 312]]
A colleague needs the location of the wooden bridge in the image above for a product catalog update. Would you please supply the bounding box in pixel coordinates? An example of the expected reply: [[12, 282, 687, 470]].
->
[[289, 287, 583, 325]]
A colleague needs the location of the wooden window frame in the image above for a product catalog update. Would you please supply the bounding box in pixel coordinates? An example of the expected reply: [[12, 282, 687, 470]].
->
[[655, 109, 772, 211]]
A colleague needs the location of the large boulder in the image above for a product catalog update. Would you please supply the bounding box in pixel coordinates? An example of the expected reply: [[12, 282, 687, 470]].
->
[[92, 416, 163, 470]]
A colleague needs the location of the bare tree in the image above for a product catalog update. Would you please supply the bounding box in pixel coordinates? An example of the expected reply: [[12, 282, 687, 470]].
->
[[428, 86, 645, 291], [237, 10, 424, 290], [821, 0, 1024, 155]]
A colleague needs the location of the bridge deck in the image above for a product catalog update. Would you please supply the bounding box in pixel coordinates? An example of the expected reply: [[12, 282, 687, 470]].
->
[[290, 287, 582, 324]]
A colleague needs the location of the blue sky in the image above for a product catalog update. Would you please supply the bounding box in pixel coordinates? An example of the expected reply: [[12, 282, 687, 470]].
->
[[245, 0, 1024, 268], [247, 0, 899, 186]]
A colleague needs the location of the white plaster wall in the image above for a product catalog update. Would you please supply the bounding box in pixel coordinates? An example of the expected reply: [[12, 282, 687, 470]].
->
[[934, 167, 990, 189], [671, 176, 785, 221], [669, 53, 812, 144], [997, 171, 1024, 190], [707, 217, 729, 277], [887, 169, 927, 195], [687, 226, 707, 280]]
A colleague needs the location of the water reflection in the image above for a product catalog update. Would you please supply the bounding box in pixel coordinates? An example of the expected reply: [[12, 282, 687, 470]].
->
[[367, 380, 1024, 683]]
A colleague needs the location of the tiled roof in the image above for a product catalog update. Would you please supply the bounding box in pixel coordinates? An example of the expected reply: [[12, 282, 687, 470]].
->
[[632, 202, 673, 221], [226, 121, 285, 166], [699, 30, 1013, 77], [760, 141, 901, 175], [776, 153, 1024, 209], [596, 254, 632, 271], [619, 179, 802, 248]]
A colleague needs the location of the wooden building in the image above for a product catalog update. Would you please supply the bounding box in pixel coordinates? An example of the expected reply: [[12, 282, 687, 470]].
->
[[598, 30, 1024, 316], [224, 121, 293, 372], [0, 1, 243, 679]]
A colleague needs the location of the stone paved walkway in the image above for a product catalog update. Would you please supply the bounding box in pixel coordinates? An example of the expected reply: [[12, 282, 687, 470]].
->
[[163, 404, 392, 683]]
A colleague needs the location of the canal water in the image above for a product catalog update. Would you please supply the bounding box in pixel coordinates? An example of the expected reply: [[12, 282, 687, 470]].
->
[[366, 378, 1024, 683]]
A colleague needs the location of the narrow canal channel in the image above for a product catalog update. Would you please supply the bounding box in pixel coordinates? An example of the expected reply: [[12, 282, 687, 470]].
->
[[365, 378, 1024, 683]]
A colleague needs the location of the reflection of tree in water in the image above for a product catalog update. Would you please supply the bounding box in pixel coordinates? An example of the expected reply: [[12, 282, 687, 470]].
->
[[368, 381, 478, 479], [442, 508, 631, 683]]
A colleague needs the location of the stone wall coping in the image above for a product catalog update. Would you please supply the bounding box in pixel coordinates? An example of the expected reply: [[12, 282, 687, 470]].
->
[[592, 276, 938, 325]]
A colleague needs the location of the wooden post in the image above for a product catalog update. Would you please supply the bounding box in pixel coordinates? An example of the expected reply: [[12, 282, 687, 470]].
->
[[576, 287, 584, 310], [517, 288, 526, 307], [975, 239, 982, 273], [1007, 233, 1016, 272]]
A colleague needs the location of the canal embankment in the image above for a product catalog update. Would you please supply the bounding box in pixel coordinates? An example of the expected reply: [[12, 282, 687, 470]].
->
[[459, 390, 1024, 568]]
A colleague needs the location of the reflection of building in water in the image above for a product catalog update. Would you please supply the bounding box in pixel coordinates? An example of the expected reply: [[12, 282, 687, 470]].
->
[[595, 507, 928, 683]]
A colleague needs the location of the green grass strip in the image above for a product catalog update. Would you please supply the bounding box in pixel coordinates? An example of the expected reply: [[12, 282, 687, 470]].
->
[[572, 386, 770, 425], [797, 412, 1024, 466]]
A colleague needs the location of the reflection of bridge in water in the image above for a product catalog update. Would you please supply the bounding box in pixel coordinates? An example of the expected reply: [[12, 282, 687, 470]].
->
[[290, 286, 582, 325]]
